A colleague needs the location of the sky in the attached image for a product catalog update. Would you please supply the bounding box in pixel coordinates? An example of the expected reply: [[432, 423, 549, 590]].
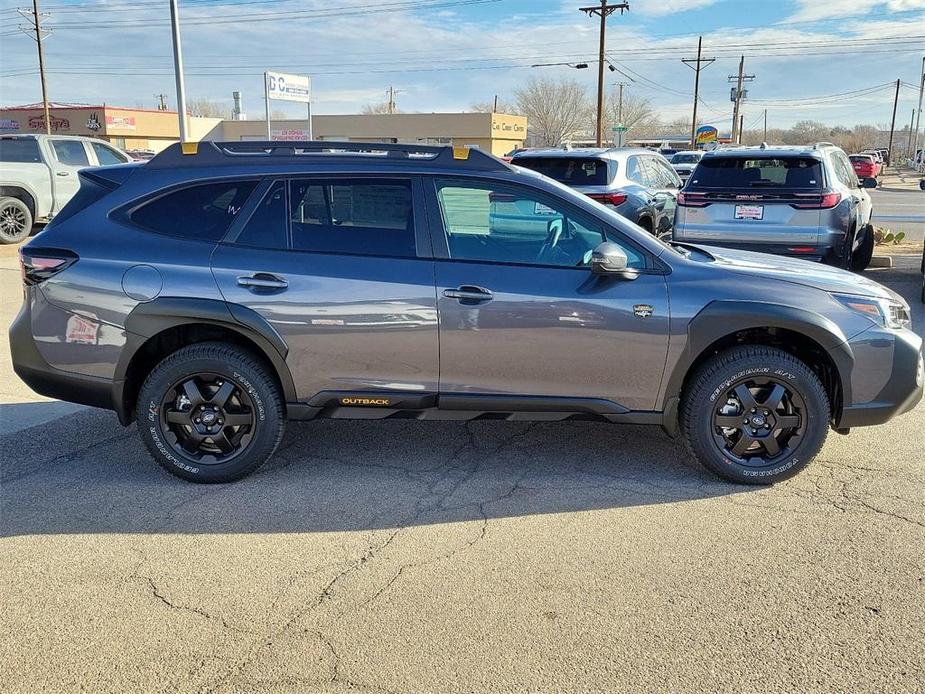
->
[[0, 0, 923, 131]]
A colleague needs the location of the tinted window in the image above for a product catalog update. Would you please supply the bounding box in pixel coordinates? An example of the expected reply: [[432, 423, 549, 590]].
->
[[514, 157, 611, 186], [670, 153, 701, 164], [688, 157, 824, 190], [51, 140, 90, 166], [434, 182, 634, 269], [0, 138, 42, 163], [626, 156, 647, 185], [91, 142, 127, 165], [132, 180, 258, 240], [289, 179, 415, 257], [236, 180, 287, 249], [831, 152, 856, 186]]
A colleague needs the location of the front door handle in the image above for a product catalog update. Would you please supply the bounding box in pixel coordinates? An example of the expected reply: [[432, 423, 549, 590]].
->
[[443, 285, 493, 302], [56, 171, 70, 177], [236, 273, 288, 290]]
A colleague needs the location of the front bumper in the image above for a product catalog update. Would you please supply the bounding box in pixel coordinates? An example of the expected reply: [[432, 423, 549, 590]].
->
[[836, 325, 924, 428]]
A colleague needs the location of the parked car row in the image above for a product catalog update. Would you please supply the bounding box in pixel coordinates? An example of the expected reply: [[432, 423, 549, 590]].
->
[[11, 140, 921, 486], [0, 134, 132, 244]]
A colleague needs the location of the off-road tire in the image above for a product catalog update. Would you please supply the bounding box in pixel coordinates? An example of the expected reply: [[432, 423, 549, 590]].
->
[[136, 342, 285, 483], [851, 223, 875, 272], [680, 345, 830, 485], [0, 197, 33, 244]]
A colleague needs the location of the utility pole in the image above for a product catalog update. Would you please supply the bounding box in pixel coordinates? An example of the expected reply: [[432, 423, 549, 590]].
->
[[907, 108, 916, 157], [154, 93, 169, 111], [728, 56, 755, 144], [579, 1, 630, 147], [615, 81, 628, 122], [763, 109, 768, 142], [886, 78, 900, 165], [18, 0, 52, 134], [386, 86, 402, 114], [913, 56, 924, 162], [168, 0, 188, 141], [493, 94, 498, 112], [681, 36, 715, 148]]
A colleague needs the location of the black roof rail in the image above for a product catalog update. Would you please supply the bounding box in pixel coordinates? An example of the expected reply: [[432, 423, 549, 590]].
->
[[146, 140, 511, 172]]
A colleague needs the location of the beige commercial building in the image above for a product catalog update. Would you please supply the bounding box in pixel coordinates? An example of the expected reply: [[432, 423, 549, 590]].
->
[[0, 102, 221, 152], [208, 112, 527, 157]]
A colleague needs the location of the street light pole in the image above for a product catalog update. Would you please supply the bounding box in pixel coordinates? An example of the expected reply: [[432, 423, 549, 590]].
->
[[169, 0, 188, 142], [579, 1, 629, 147]]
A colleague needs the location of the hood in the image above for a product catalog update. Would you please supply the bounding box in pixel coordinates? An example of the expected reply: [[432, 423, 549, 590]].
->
[[695, 245, 899, 300]]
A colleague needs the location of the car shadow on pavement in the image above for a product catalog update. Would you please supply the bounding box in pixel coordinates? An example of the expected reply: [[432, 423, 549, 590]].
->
[[0, 407, 748, 537]]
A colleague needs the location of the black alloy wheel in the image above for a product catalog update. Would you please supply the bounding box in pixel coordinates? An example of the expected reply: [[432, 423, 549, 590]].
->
[[160, 372, 256, 463], [711, 377, 805, 465]]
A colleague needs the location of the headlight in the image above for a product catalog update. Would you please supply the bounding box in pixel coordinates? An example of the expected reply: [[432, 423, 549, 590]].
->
[[833, 293, 912, 330]]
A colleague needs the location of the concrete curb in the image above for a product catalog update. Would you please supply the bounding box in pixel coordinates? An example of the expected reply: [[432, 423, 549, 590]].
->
[[870, 255, 893, 268]]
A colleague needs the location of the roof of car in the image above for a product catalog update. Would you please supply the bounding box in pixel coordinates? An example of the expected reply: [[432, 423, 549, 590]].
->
[[701, 144, 829, 159], [512, 147, 655, 160]]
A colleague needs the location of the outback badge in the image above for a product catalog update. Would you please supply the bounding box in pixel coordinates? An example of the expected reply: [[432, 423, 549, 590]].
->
[[633, 304, 654, 319]]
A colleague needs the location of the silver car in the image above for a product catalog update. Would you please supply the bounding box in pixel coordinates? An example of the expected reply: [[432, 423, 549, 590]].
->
[[673, 143, 877, 271], [668, 150, 703, 182]]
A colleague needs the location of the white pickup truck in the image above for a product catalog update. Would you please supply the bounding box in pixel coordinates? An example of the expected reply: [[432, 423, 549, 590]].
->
[[0, 134, 133, 244]]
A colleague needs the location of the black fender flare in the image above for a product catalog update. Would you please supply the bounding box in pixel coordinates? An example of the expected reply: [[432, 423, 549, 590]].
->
[[661, 300, 855, 418], [112, 297, 297, 424]]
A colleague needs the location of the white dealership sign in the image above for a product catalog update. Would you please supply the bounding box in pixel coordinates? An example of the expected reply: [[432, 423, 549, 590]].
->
[[265, 71, 311, 103]]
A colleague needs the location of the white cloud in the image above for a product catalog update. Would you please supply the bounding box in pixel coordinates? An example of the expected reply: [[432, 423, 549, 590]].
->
[[628, 0, 721, 18], [789, 0, 925, 22]]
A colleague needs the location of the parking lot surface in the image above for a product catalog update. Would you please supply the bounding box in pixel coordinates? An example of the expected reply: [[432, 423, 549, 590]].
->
[[1, 247, 923, 693]]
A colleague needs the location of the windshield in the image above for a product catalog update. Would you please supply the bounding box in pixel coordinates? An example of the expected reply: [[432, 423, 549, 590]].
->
[[671, 153, 701, 164], [688, 156, 824, 190], [513, 156, 612, 186]]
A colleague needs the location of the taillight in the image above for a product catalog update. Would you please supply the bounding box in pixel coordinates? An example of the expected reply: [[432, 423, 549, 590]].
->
[[791, 192, 841, 209], [677, 191, 710, 207], [787, 247, 818, 254], [19, 248, 78, 286], [586, 192, 628, 206]]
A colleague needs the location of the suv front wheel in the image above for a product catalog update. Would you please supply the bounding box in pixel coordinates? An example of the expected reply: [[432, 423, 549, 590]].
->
[[680, 346, 830, 484], [137, 342, 285, 482]]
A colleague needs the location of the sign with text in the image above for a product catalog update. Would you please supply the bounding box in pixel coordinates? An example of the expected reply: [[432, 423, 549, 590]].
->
[[265, 71, 311, 103]]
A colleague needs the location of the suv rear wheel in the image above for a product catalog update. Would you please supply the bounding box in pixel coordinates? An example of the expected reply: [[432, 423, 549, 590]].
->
[[680, 346, 830, 484], [851, 223, 874, 272], [137, 342, 285, 482]]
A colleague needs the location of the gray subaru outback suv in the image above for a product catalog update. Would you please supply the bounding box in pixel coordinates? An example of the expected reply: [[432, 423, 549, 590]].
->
[[10, 141, 923, 484], [673, 144, 877, 271]]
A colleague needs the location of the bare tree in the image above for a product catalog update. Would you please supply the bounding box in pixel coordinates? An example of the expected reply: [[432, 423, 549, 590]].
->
[[781, 120, 830, 145], [514, 76, 591, 147], [187, 99, 228, 119], [361, 102, 401, 114], [604, 90, 658, 136], [471, 99, 517, 114]]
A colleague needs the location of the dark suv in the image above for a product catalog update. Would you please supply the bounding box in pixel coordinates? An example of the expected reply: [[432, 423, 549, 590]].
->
[[10, 141, 923, 484]]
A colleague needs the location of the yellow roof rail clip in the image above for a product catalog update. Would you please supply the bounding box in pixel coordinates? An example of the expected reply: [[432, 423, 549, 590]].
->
[[452, 146, 470, 160], [180, 142, 199, 155]]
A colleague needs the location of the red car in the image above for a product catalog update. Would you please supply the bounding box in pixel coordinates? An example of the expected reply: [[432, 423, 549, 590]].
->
[[850, 153, 881, 182]]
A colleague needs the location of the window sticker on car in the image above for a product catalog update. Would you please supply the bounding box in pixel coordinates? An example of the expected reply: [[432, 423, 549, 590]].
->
[[534, 202, 557, 215], [734, 204, 764, 220]]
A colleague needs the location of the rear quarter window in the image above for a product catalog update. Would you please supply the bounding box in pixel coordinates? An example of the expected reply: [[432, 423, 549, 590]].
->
[[513, 157, 611, 186], [131, 180, 258, 241], [688, 156, 824, 190], [0, 138, 42, 163]]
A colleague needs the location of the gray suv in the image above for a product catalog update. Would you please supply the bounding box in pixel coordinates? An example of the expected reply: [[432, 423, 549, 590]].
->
[[673, 144, 877, 271], [10, 141, 923, 484]]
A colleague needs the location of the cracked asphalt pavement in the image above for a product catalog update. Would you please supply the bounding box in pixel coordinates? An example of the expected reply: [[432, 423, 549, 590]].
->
[[1, 250, 924, 693]]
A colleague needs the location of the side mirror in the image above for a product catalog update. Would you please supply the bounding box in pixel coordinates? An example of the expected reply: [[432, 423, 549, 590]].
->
[[590, 242, 637, 279], [860, 177, 878, 189]]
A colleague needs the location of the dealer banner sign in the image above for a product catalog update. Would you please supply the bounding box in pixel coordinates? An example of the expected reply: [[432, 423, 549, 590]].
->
[[265, 71, 311, 104]]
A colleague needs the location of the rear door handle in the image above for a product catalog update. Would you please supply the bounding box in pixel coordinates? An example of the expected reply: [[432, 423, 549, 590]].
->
[[443, 285, 493, 302], [236, 273, 289, 290]]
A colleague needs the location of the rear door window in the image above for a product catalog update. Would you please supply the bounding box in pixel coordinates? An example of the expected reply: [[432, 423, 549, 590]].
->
[[50, 139, 90, 166], [626, 156, 648, 185], [91, 142, 128, 165], [289, 178, 416, 257], [132, 180, 258, 241], [0, 138, 42, 163], [688, 157, 824, 190], [513, 157, 611, 186]]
